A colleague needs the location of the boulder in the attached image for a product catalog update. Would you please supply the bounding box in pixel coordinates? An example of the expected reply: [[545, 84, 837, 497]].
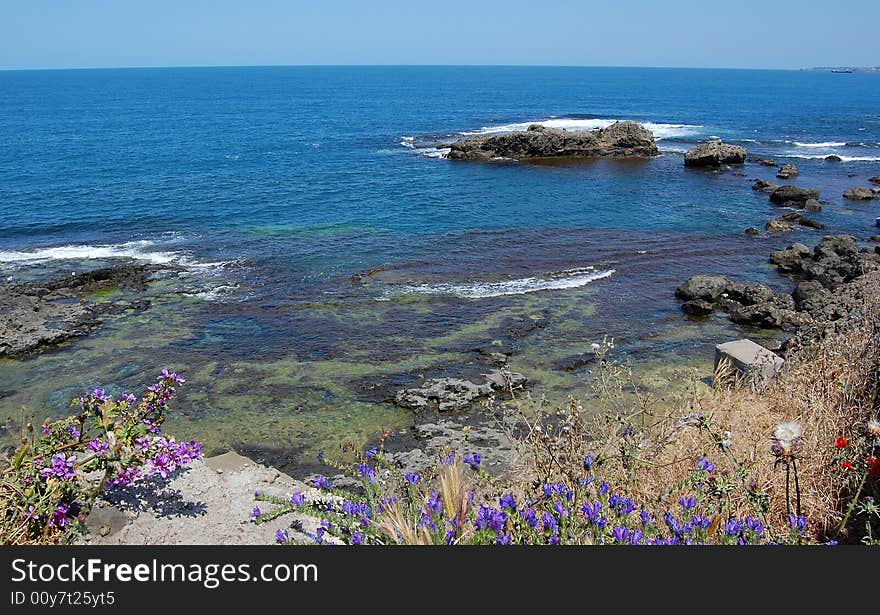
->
[[765, 212, 826, 234], [869, 176, 880, 185], [684, 140, 747, 167], [759, 159, 777, 166], [728, 302, 809, 331], [770, 243, 812, 274], [843, 187, 880, 201], [805, 199, 822, 212], [675, 275, 730, 302], [744, 227, 761, 236], [769, 185, 821, 206], [723, 283, 775, 306], [681, 299, 716, 316], [776, 163, 799, 179], [446, 120, 659, 161], [752, 179, 778, 193], [714, 339, 784, 389], [825, 155, 842, 162]]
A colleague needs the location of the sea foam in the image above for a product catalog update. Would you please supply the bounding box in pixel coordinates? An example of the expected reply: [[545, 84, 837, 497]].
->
[[390, 266, 615, 299], [459, 118, 702, 140]]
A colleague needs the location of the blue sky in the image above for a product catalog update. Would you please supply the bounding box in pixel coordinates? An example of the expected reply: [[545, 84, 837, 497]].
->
[[1, 0, 877, 70]]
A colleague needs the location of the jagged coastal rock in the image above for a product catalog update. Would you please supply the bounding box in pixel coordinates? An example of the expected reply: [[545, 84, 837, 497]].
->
[[446, 121, 659, 161], [843, 186, 880, 200], [752, 179, 778, 193], [765, 212, 826, 234], [683, 140, 747, 167], [680, 234, 880, 335], [768, 185, 821, 207], [393, 369, 527, 412], [0, 264, 164, 357], [776, 163, 799, 179]]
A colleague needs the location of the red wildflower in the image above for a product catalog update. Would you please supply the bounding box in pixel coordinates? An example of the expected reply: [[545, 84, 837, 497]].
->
[[867, 456, 880, 479], [834, 437, 848, 449], [840, 461, 855, 471]]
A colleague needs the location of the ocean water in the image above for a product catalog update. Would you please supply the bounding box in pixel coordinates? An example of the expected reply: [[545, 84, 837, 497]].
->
[[1, 67, 878, 469]]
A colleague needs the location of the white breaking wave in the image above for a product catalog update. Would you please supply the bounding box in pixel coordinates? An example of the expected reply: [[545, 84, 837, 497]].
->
[[0, 241, 183, 265], [793, 141, 847, 148], [782, 154, 880, 162], [390, 266, 615, 299], [458, 118, 703, 140]]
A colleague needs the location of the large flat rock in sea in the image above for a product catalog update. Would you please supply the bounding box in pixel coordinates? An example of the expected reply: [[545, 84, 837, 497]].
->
[[446, 120, 659, 161]]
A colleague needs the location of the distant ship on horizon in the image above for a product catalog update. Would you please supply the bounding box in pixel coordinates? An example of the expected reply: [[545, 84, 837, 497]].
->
[[831, 68, 854, 73]]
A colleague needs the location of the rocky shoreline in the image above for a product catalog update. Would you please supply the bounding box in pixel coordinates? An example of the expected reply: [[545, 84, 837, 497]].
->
[[0, 264, 173, 358]]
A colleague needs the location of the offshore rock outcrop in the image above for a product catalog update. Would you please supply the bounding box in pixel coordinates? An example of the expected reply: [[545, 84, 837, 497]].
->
[[684, 140, 747, 167], [446, 121, 659, 161]]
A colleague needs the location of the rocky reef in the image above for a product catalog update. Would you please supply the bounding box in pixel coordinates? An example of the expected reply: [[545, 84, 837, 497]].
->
[[0, 264, 167, 357], [446, 121, 659, 161]]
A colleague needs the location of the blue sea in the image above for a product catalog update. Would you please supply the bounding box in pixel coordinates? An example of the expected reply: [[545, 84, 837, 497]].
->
[[1, 66, 879, 467]]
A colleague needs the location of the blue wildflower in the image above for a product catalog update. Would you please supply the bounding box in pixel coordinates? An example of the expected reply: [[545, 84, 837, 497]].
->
[[475, 505, 507, 532], [464, 453, 482, 469], [678, 496, 697, 511], [499, 493, 517, 511], [275, 529, 289, 543], [351, 531, 364, 545], [405, 472, 421, 485], [697, 457, 716, 473], [640, 509, 654, 527], [583, 454, 594, 470], [426, 490, 443, 515], [290, 492, 305, 506], [789, 514, 808, 535], [520, 508, 539, 528], [612, 526, 630, 542], [357, 463, 376, 484], [598, 481, 610, 496], [541, 512, 558, 533], [364, 447, 378, 459]]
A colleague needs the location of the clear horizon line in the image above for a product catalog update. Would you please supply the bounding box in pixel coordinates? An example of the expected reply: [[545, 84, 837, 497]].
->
[[0, 62, 823, 73]]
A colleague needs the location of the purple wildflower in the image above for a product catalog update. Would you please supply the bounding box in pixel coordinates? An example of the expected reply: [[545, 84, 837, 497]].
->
[[251, 506, 261, 519], [640, 509, 654, 527], [405, 472, 421, 485], [583, 454, 594, 470], [87, 438, 111, 457], [351, 531, 364, 545], [39, 453, 77, 480], [581, 501, 603, 524], [499, 493, 517, 511], [553, 500, 569, 518], [541, 512, 558, 533], [725, 518, 743, 537], [276, 529, 289, 543], [160, 369, 185, 384], [66, 424, 80, 440], [50, 503, 71, 528], [496, 532, 512, 545], [41, 423, 52, 436], [290, 492, 305, 506], [426, 490, 443, 516], [364, 447, 378, 459], [313, 475, 333, 490], [598, 481, 610, 496], [357, 463, 376, 484]]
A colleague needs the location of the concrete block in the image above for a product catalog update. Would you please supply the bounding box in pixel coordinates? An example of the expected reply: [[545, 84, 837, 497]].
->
[[714, 339, 784, 389]]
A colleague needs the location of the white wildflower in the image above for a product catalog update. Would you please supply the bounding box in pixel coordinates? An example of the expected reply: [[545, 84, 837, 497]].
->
[[773, 421, 803, 447]]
